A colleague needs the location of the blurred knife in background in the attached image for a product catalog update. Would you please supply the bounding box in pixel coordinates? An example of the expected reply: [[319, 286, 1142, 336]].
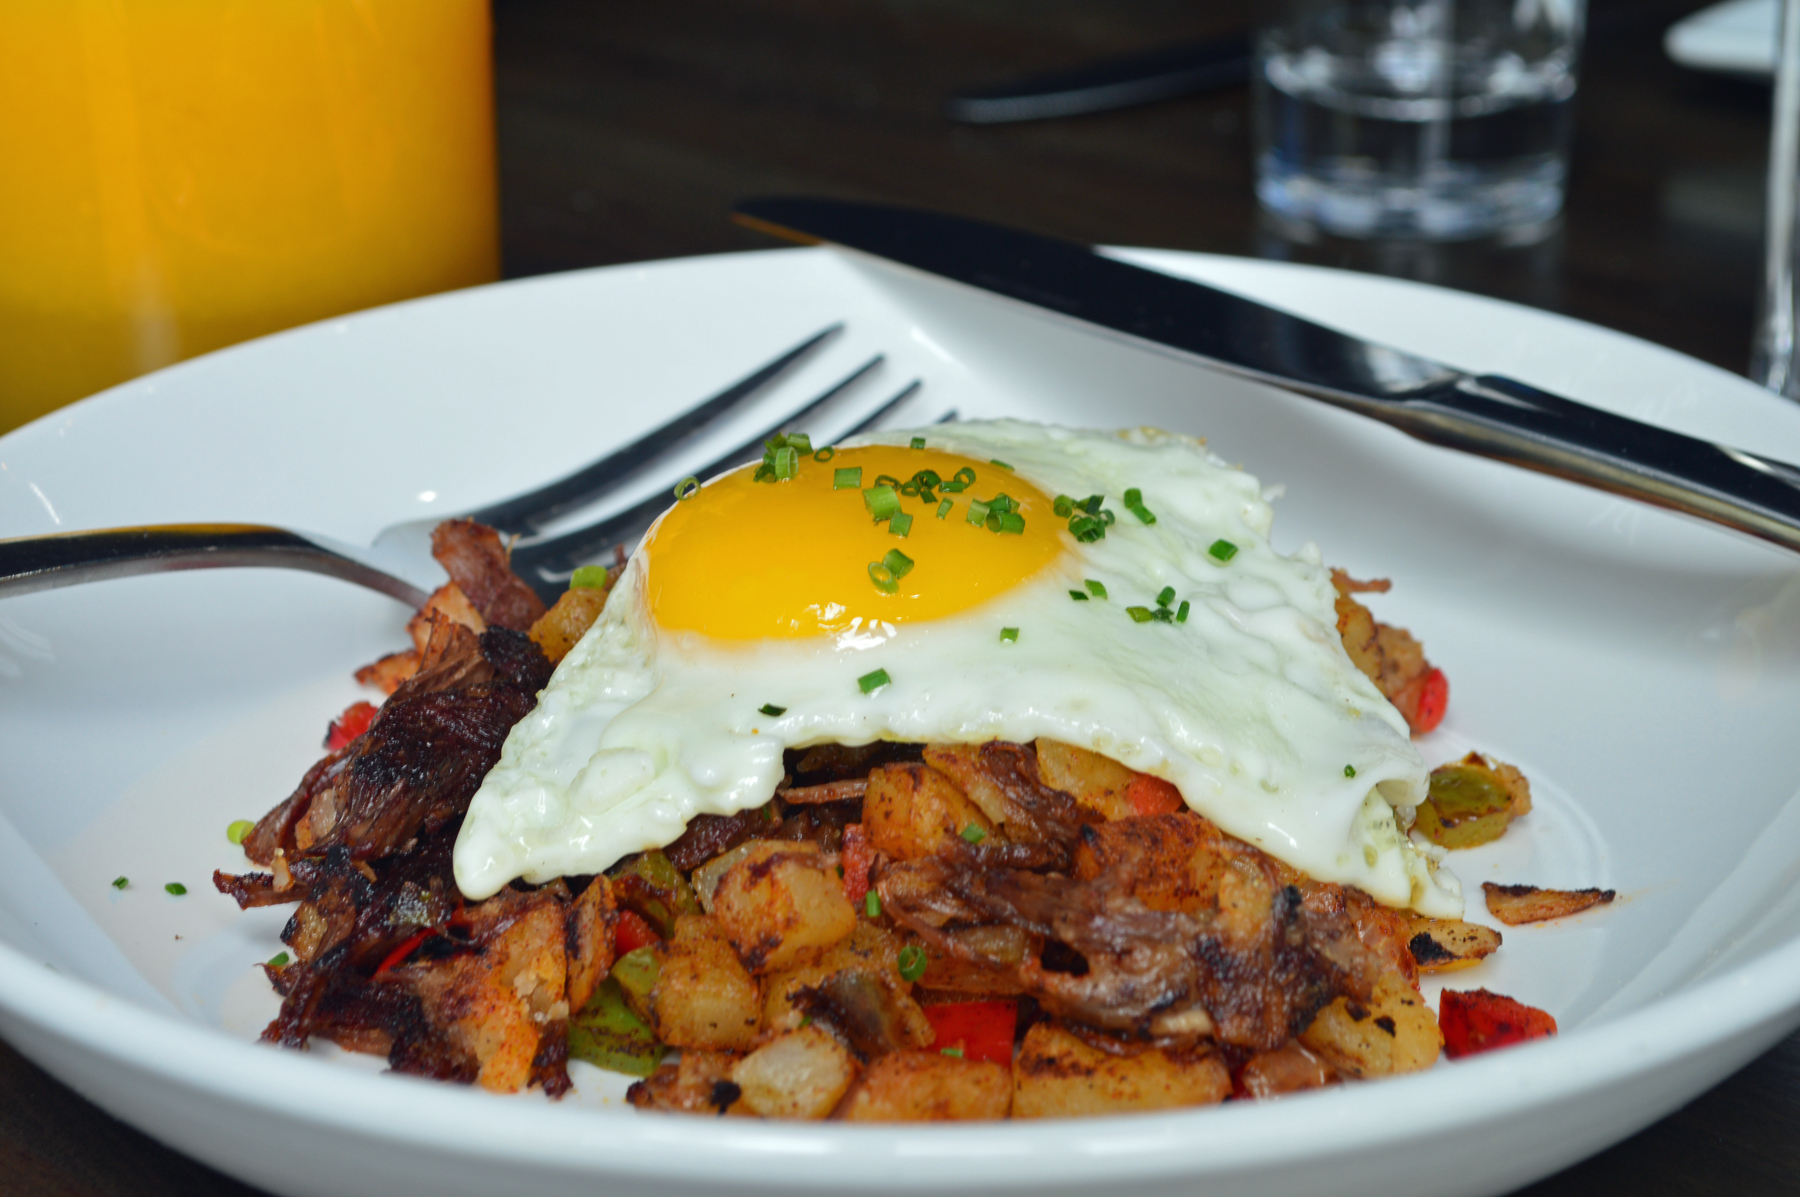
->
[[945, 32, 1250, 124]]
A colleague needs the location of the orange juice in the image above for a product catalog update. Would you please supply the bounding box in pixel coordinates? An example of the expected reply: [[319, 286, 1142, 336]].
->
[[0, 0, 499, 433]]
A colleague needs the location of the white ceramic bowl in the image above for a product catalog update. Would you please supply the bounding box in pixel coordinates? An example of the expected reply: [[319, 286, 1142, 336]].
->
[[4, 245, 1800, 1197]]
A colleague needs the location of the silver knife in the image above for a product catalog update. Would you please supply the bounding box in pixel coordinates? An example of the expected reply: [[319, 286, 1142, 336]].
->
[[735, 197, 1800, 556]]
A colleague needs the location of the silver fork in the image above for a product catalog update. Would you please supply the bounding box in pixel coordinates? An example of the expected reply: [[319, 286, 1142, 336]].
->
[[0, 325, 933, 607]]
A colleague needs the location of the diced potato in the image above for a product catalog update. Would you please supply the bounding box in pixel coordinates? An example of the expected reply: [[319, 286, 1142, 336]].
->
[[529, 584, 610, 664], [1012, 1022, 1230, 1118], [565, 875, 616, 1013], [1034, 739, 1136, 821], [1403, 916, 1502, 973], [839, 1050, 1012, 1121], [405, 896, 567, 1093], [712, 840, 857, 974], [1482, 882, 1614, 926], [729, 1025, 858, 1119], [651, 914, 762, 1051], [1236, 1040, 1337, 1099], [353, 649, 419, 696], [863, 761, 995, 860], [627, 1049, 746, 1114], [407, 582, 486, 654], [1298, 972, 1441, 1079], [759, 922, 934, 1052]]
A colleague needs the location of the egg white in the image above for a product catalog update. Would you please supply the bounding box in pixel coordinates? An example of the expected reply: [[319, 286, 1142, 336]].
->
[[454, 421, 1461, 916]]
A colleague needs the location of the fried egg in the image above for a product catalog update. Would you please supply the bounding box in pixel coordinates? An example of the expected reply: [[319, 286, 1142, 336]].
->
[[454, 421, 1461, 916]]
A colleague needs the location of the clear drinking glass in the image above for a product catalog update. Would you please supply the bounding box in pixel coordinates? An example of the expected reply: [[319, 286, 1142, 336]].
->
[[1253, 0, 1585, 240], [1754, 0, 1800, 398]]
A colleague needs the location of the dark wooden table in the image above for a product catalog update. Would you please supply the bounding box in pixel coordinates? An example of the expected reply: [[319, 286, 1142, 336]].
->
[[6, 1, 1796, 1193]]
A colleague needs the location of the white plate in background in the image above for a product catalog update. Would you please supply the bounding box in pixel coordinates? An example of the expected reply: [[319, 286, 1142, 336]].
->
[[4, 245, 1800, 1197], [1666, 0, 1776, 78]]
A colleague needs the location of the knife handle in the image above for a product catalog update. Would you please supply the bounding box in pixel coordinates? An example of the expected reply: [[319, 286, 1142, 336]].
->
[[1390, 374, 1800, 554]]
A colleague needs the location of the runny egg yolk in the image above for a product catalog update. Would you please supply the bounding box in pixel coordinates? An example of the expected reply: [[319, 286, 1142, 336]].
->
[[642, 445, 1066, 640]]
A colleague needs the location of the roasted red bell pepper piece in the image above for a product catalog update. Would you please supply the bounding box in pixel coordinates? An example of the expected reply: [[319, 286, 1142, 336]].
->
[[1439, 987, 1556, 1058], [372, 926, 435, 977], [324, 700, 379, 751], [613, 909, 661, 955], [924, 999, 1017, 1066], [840, 823, 873, 906], [1126, 773, 1185, 818], [1413, 668, 1449, 734]]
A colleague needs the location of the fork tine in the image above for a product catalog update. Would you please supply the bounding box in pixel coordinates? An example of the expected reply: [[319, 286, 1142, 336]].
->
[[511, 376, 927, 598], [464, 322, 843, 535], [832, 380, 922, 439]]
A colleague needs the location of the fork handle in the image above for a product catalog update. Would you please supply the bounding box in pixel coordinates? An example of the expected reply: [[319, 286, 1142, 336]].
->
[[0, 524, 430, 607]]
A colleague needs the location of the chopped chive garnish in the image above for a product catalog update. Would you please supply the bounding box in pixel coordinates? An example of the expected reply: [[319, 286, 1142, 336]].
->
[[784, 432, 813, 454], [913, 469, 941, 488], [752, 464, 774, 482], [1082, 495, 1103, 515], [868, 562, 898, 594], [772, 446, 800, 479], [858, 668, 891, 694], [900, 481, 920, 497], [834, 466, 863, 490], [1100, 508, 1116, 525], [910, 436, 927, 449], [759, 703, 787, 717], [989, 493, 1015, 513], [966, 498, 991, 526], [999, 626, 1019, 643], [954, 467, 977, 485], [897, 943, 928, 982], [1053, 495, 1074, 517], [1124, 487, 1142, 506], [1344, 765, 1357, 778], [889, 511, 914, 538], [1208, 539, 1239, 562], [984, 509, 1003, 532], [673, 475, 700, 500], [936, 498, 953, 519], [990, 459, 1013, 470], [997, 511, 1025, 534], [960, 823, 987, 845], [1127, 501, 1157, 525], [267, 951, 290, 967], [1176, 600, 1190, 623], [226, 819, 254, 845], [814, 446, 836, 462], [165, 882, 187, 896], [875, 474, 902, 488], [111, 876, 128, 890], [941, 479, 966, 493], [1152, 607, 1174, 623], [941, 1047, 964, 1058], [883, 548, 914, 578], [1156, 586, 1176, 607], [570, 564, 609, 589], [1068, 514, 1106, 543], [1126, 606, 1154, 623], [1085, 580, 1107, 599], [866, 890, 883, 917], [864, 485, 901, 521], [1069, 589, 1089, 602]]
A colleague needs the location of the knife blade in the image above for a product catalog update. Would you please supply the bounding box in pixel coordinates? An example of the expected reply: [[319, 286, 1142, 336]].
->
[[733, 197, 1800, 557]]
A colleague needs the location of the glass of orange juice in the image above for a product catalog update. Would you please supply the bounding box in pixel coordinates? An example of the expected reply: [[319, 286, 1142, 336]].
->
[[0, 0, 500, 434]]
